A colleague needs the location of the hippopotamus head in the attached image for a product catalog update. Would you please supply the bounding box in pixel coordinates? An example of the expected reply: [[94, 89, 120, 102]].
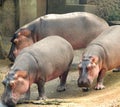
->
[[8, 29, 33, 62], [77, 56, 100, 90], [1, 70, 29, 106]]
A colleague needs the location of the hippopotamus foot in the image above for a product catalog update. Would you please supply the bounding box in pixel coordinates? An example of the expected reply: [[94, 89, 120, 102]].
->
[[112, 67, 120, 72], [57, 85, 66, 92], [37, 80, 47, 100], [57, 68, 70, 92], [94, 83, 105, 90], [37, 95, 47, 100]]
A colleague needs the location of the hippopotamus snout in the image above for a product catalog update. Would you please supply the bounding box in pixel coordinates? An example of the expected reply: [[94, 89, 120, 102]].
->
[[77, 77, 90, 88], [2, 97, 16, 107]]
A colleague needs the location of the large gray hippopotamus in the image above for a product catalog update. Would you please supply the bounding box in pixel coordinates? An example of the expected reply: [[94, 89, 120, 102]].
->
[[77, 25, 120, 91], [1, 36, 74, 106], [8, 12, 109, 62]]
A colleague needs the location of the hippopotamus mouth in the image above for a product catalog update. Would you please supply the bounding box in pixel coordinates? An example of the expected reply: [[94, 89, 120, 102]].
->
[[78, 81, 90, 87], [2, 98, 17, 107], [1, 75, 19, 107], [77, 77, 91, 87], [77, 79, 91, 92]]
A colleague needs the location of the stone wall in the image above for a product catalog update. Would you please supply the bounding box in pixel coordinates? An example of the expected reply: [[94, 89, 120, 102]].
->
[[37, 0, 46, 17], [19, 0, 37, 27], [47, 0, 120, 23], [16, 0, 46, 27], [0, 0, 46, 37], [0, 0, 15, 37], [0, 0, 46, 58], [47, 0, 97, 14], [0, 0, 15, 58], [0, 0, 119, 58]]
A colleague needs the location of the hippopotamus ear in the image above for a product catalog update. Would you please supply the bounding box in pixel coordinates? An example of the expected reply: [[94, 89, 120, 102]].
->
[[14, 71, 28, 79], [9, 80, 16, 88], [14, 38, 19, 44], [18, 29, 31, 37], [90, 56, 99, 65]]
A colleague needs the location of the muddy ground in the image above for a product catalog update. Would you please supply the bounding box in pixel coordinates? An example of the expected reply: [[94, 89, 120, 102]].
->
[[0, 50, 120, 107]]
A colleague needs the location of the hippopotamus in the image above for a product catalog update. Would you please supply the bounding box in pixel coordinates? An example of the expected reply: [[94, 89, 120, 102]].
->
[[1, 36, 74, 106], [77, 25, 120, 91], [8, 12, 109, 62]]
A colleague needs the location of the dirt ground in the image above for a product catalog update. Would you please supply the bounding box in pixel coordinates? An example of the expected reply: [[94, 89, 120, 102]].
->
[[0, 50, 120, 107]]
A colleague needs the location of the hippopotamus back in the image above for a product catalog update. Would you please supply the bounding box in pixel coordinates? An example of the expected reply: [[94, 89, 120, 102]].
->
[[89, 25, 120, 69], [8, 12, 109, 62], [12, 35, 74, 81]]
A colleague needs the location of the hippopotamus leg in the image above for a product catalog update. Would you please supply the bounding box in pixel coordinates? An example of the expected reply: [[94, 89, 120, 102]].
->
[[37, 80, 46, 100], [94, 69, 105, 90], [57, 68, 70, 92]]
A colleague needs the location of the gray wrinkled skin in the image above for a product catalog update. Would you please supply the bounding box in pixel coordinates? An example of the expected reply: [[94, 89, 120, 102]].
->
[[8, 12, 109, 61], [78, 25, 120, 90], [2, 36, 74, 106]]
